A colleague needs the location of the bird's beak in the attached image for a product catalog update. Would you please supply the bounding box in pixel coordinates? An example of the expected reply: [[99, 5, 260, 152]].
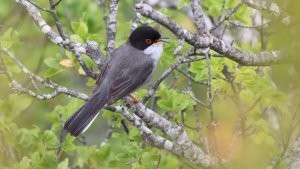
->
[[155, 36, 169, 43]]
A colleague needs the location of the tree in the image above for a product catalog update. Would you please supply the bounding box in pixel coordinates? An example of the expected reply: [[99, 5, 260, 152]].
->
[[0, 0, 299, 168]]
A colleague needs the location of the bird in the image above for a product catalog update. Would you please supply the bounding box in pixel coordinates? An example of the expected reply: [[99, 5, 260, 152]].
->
[[64, 26, 165, 137]]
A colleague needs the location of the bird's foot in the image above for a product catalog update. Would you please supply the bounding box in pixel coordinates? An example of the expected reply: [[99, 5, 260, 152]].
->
[[128, 94, 139, 104]]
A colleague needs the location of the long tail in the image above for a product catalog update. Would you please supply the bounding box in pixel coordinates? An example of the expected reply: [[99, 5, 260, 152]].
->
[[64, 89, 109, 137]]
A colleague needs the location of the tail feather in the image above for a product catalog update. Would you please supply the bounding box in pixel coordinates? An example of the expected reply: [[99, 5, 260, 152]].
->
[[64, 90, 109, 137]]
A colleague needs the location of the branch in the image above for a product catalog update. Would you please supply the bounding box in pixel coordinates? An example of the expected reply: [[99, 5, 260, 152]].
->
[[135, 3, 293, 66], [106, 0, 119, 57], [190, 0, 207, 35], [243, 0, 281, 16], [289, 138, 300, 169], [120, 97, 215, 167], [2, 48, 89, 100]]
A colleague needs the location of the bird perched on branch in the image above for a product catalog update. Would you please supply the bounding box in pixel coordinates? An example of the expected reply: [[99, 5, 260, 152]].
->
[[64, 26, 166, 136]]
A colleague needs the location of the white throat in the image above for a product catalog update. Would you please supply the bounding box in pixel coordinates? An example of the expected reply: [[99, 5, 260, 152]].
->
[[143, 43, 163, 65]]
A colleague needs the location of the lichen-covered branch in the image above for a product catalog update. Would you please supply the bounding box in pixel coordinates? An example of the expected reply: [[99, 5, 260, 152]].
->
[[135, 3, 292, 66], [118, 99, 215, 167], [106, 0, 119, 57], [190, 0, 207, 35]]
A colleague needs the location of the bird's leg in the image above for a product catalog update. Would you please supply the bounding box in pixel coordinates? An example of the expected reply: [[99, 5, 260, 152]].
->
[[128, 94, 139, 104]]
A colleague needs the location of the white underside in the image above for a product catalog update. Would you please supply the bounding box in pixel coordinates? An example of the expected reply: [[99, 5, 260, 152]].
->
[[143, 43, 163, 65]]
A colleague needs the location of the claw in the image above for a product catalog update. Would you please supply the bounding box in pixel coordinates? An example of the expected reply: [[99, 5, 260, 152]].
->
[[128, 94, 139, 104]]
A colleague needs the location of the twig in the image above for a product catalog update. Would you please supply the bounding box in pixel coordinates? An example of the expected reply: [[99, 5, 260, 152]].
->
[[97, 120, 114, 149], [242, 0, 281, 16], [2, 48, 89, 100], [243, 97, 261, 113], [56, 112, 64, 158], [25, 0, 51, 13], [205, 53, 214, 122], [228, 19, 270, 29], [52, 0, 62, 8], [182, 90, 210, 109], [73, 52, 98, 79], [176, 68, 207, 85], [155, 155, 161, 169], [173, 38, 185, 55], [217, 0, 226, 23], [49, 0, 67, 39], [210, 3, 242, 32], [121, 120, 129, 134]]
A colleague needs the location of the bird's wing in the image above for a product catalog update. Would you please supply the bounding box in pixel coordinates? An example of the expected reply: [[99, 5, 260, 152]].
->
[[108, 61, 153, 104]]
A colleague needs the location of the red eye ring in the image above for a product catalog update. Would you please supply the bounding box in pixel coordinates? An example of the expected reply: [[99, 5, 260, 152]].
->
[[145, 38, 152, 44]]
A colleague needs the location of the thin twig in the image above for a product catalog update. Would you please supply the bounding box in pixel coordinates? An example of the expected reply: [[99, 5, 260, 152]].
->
[[176, 68, 207, 85], [2, 48, 89, 100], [49, 0, 67, 39], [52, 0, 62, 8], [97, 120, 114, 149], [216, 0, 226, 23], [73, 52, 98, 79], [228, 19, 270, 28], [182, 90, 210, 109], [25, 0, 51, 13], [205, 53, 214, 122], [56, 112, 64, 158], [210, 3, 242, 32]]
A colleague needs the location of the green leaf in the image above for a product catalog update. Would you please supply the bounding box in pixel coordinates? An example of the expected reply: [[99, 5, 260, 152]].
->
[[1, 95, 32, 120], [40, 151, 58, 168], [157, 84, 195, 113], [1, 27, 19, 49], [86, 78, 96, 87], [62, 135, 76, 153], [128, 128, 141, 140], [42, 130, 58, 148], [2, 51, 21, 74], [57, 158, 69, 169], [44, 57, 60, 69], [71, 20, 89, 40], [177, 0, 186, 10], [19, 156, 31, 169], [95, 144, 111, 159], [70, 34, 83, 43], [40, 68, 62, 77]]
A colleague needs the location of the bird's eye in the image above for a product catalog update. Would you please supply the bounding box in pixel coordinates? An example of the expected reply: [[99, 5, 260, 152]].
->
[[145, 38, 152, 44]]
